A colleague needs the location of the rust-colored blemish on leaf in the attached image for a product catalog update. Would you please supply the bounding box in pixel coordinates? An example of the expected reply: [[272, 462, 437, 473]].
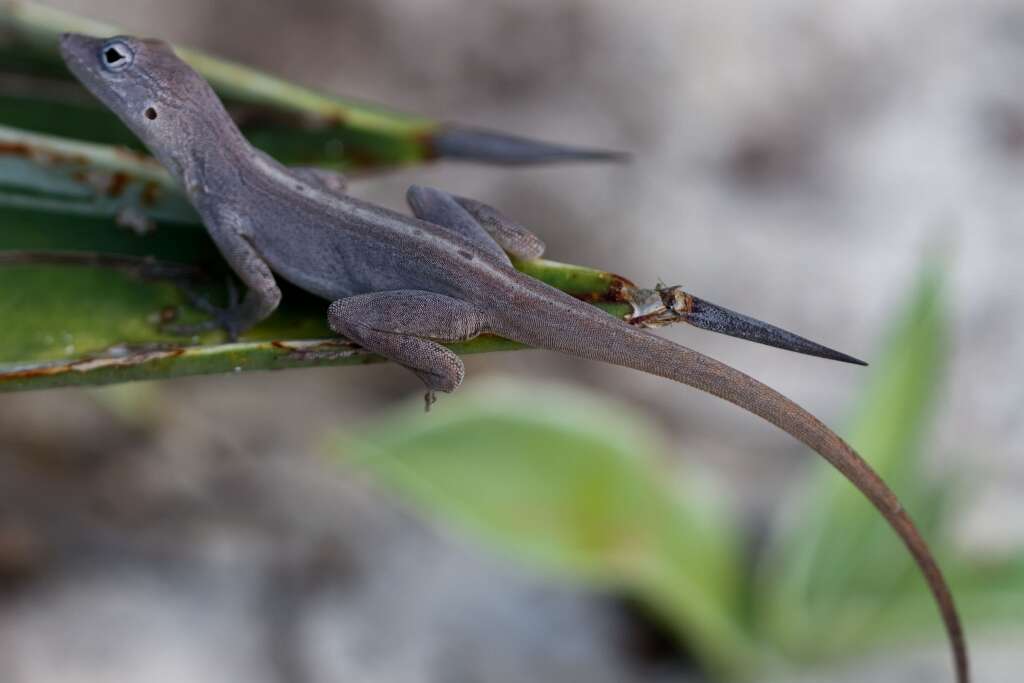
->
[[414, 128, 440, 161], [576, 273, 637, 304], [604, 275, 636, 302], [0, 348, 185, 384], [343, 148, 383, 170], [0, 141, 32, 157], [140, 181, 161, 206], [1, 140, 108, 171], [106, 172, 130, 198]]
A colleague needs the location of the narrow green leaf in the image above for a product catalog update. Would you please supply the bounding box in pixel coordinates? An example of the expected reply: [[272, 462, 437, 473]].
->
[[0, 124, 193, 223], [332, 379, 761, 679], [847, 552, 1024, 644], [757, 260, 952, 660]]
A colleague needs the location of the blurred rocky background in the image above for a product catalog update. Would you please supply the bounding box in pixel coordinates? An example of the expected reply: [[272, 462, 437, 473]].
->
[[1, 1, 1022, 681]]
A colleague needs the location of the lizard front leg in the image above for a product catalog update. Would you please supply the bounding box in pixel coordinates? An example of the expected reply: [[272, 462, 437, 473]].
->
[[327, 290, 489, 407], [168, 208, 282, 341]]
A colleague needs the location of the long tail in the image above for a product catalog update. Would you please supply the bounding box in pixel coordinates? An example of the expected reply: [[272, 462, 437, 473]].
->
[[489, 282, 968, 683]]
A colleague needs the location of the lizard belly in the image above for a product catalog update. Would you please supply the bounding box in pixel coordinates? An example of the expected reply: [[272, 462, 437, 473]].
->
[[250, 224, 449, 302]]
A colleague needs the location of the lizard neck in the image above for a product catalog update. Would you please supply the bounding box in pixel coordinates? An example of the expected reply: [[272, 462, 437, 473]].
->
[[161, 107, 255, 201]]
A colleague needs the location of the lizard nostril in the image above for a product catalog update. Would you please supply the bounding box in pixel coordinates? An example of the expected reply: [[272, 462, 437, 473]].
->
[[144, 107, 158, 120]]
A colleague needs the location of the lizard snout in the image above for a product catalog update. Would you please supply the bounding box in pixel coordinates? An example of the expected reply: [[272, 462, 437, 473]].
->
[[57, 32, 103, 65]]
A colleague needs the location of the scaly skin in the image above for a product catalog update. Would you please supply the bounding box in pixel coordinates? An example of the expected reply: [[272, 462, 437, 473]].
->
[[60, 33, 967, 681]]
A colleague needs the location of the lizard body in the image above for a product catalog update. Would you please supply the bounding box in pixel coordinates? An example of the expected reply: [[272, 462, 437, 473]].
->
[[59, 34, 967, 682]]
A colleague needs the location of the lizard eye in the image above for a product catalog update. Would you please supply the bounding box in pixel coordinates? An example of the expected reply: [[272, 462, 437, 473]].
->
[[99, 40, 134, 72]]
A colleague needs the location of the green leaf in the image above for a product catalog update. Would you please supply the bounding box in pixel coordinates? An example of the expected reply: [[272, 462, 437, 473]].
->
[[852, 552, 1024, 643], [332, 379, 762, 679], [0, 124, 194, 223], [757, 260, 952, 660]]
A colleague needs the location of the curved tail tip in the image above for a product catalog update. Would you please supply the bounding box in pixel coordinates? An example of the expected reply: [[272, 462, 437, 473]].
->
[[683, 294, 868, 366], [431, 125, 630, 165]]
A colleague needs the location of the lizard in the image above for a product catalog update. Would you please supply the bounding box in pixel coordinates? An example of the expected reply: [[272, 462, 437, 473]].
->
[[59, 33, 968, 682]]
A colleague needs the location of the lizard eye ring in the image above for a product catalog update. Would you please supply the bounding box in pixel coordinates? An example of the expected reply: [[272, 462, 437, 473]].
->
[[99, 40, 134, 72]]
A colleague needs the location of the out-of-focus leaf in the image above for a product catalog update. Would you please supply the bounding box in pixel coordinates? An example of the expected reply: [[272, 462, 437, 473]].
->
[[0, 1, 624, 169], [0, 124, 193, 223], [851, 552, 1024, 643], [333, 379, 762, 679], [758, 261, 951, 660]]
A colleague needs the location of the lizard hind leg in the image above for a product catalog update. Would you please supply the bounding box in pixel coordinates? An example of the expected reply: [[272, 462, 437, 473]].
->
[[406, 185, 511, 263], [451, 194, 546, 260], [327, 290, 490, 401], [407, 185, 546, 261]]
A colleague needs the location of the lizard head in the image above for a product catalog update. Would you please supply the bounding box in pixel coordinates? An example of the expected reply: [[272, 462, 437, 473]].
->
[[59, 33, 226, 173]]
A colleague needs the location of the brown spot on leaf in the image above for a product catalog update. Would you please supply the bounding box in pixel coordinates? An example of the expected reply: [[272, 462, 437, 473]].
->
[[604, 275, 635, 302], [415, 128, 441, 161], [576, 273, 636, 304], [106, 172, 130, 198], [0, 141, 31, 157], [140, 181, 161, 206]]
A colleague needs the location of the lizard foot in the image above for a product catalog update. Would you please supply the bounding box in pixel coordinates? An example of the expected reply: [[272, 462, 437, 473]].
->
[[162, 278, 246, 342]]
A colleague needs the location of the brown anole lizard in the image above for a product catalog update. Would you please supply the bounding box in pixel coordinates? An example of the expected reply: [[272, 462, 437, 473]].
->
[[59, 33, 968, 681]]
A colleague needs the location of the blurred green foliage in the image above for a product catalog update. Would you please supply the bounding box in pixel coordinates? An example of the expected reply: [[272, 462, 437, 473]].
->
[[335, 263, 1024, 680], [338, 380, 757, 679]]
